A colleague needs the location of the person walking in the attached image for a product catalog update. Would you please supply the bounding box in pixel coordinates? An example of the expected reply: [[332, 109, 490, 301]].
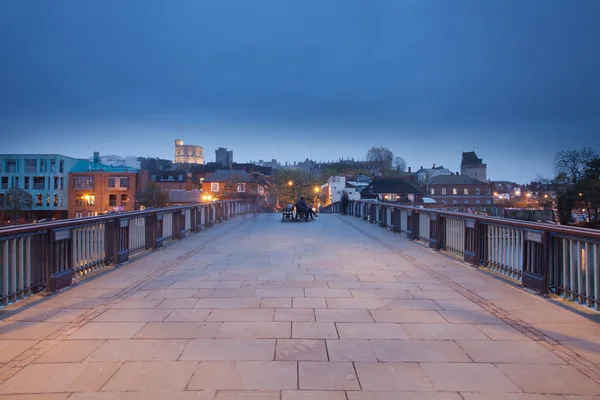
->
[[341, 191, 349, 215]]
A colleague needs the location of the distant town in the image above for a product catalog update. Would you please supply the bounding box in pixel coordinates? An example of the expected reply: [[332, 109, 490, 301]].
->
[[0, 140, 598, 229]]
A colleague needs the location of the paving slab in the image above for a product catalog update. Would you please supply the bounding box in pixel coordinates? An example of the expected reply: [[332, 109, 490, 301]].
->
[[0, 214, 598, 398]]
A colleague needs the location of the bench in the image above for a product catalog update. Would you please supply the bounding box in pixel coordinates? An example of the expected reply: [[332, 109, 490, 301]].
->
[[281, 204, 309, 222]]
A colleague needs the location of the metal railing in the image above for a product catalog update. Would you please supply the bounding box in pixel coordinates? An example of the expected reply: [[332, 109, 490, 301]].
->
[[0, 200, 252, 306], [324, 200, 600, 310]]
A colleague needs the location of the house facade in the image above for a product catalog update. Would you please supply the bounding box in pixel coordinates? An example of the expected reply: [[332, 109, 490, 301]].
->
[[322, 176, 361, 205], [0, 154, 82, 221], [428, 174, 494, 207], [67, 161, 148, 218], [201, 169, 268, 201]]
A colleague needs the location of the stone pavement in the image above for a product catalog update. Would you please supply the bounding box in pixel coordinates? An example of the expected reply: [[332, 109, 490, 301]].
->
[[0, 213, 599, 399]]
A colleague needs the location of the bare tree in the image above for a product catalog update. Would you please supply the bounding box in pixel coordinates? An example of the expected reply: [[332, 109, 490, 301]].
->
[[366, 147, 394, 172], [393, 156, 407, 173], [3, 188, 33, 220], [135, 181, 170, 209], [554, 147, 598, 184]]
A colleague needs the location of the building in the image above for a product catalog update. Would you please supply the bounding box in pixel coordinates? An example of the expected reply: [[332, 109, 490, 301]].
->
[[67, 160, 148, 218], [202, 169, 268, 201], [322, 176, 361, 205], [346, 175, 371, 192], [414, 164, 452, 184], [428, 174, 494, 207], [460, 151, 487, 182], [361, 177, 423, 202], [0, 154, 82, 221], [151, 170, 202, 191], [88, 152, 141, 169], [215, 147, 233, 167], [174, 139, 204, 164]]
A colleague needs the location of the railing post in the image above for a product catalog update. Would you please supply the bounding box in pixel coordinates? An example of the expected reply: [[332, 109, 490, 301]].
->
[[522, 230, 548, 294], [115, 218, 130, 265], [429, 213, 440, 250], [154, 213, 164, 249]]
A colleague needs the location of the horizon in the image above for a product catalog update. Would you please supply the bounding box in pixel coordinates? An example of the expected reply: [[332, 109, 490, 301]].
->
[[2, 0, 599, 183]]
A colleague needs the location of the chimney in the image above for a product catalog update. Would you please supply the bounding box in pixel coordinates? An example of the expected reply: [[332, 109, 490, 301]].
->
[[408, 166, 411, 173], [433, 163, 436, 169], [93, 151, 100, 164]]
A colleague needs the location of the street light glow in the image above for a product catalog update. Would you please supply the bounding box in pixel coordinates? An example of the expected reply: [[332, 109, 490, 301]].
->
[[314, 187, 320, 193], [288, 181, 293, 186]]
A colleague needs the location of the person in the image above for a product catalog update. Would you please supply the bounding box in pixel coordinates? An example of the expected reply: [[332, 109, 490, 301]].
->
[[341, 191, 349, 215], [294, 196, 310, 221], [306, 202, 316, 220]]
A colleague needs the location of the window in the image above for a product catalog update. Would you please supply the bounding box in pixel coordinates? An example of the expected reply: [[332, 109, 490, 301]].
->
[[46, 194, 50, 207], [5, 159, 16, 173], [50, 160, 56, 173], [476, 188, 481, 195], [452, 188, 457, 195], [109, 194, 117, 207], [33, 177, 45, 190], [108, 178, 116, 188], [486, 200, 492, 204], [178, 175, 184, 181], [464, 188, 469, 195], [491, 207, 498, 217], [59, 160, 64, 173], [14, 177, 19, 189], [60, 177, 64, 190], [120, 194, 128, 206], [73, 177, 94, 190], [119, 177, 129, 188], [464, 200, 469, 204], [24, 176, 29, 190], [1, 176, 8, 189], [476, 200, 480, 204], [40, 159, 46, 173], [211, 182, 219, 192], [36, 193, 43, 206], [487, 188, 491, 195], [54, 177, 59, 190], [237, 183, 246, 192], [441, 188, 446, 195], [452, 200, 457, 204], [53, 194, 58, 207], [25, 159, 36, 173], [75, 211, 82, 218], [430, 188, 434, 195], [152, 175, 156, 181]]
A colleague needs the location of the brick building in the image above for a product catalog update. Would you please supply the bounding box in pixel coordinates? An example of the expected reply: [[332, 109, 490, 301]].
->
[[428, 174, 494, 207], [68, 161, 148, 218]]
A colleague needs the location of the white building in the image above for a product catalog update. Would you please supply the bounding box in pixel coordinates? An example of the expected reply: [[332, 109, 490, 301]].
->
[[322, 176, 361, 205], [414, 164, 452, 184], [89, 153, 141, 169]]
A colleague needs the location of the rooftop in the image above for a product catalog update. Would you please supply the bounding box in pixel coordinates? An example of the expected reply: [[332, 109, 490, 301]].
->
[[362, 177, 422, 194], [461, 151, 485, 166], [70, 160, 140, 173]]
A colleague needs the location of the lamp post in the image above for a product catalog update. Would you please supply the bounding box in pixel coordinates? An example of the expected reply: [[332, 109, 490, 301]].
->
[[288, 180, 296, 203], [313, 187, 320, 209]]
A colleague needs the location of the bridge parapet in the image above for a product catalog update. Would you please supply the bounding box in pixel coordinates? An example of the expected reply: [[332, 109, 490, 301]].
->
[[0, 200, 253, 305], [330, 200, 600, 310]]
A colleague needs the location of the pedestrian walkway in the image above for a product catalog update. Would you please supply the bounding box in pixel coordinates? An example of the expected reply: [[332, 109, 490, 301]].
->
[[0, 213, 599, 399]]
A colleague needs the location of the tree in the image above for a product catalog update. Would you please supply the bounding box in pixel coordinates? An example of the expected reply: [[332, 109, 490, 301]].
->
[[393, 156, 407, 173], [137, 157, 173, 176], [135, 181, 170, 209], [3, 188, 33, 220], [272, 170, 320, 207], [366, 146, 394, 173], [549, 148, 600, 227]]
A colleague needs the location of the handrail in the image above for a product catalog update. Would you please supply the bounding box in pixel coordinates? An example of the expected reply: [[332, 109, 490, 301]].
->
[[329, 199, 600, 310], [0, 200, 254, 306]]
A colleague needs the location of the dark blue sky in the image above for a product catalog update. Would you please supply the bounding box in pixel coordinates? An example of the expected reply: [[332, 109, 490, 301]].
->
[[1, 0, 599, 182]]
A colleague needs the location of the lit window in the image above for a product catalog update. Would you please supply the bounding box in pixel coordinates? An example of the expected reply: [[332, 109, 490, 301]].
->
[[430, 188, 434, 195], [464, 188, 469, 195], [442, 188, 446, 195], [452, 188, 457, 195], [237, 183, 246, 192]]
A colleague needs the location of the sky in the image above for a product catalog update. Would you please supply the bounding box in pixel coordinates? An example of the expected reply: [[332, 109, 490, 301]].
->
[[1, 0, 599, 183]]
